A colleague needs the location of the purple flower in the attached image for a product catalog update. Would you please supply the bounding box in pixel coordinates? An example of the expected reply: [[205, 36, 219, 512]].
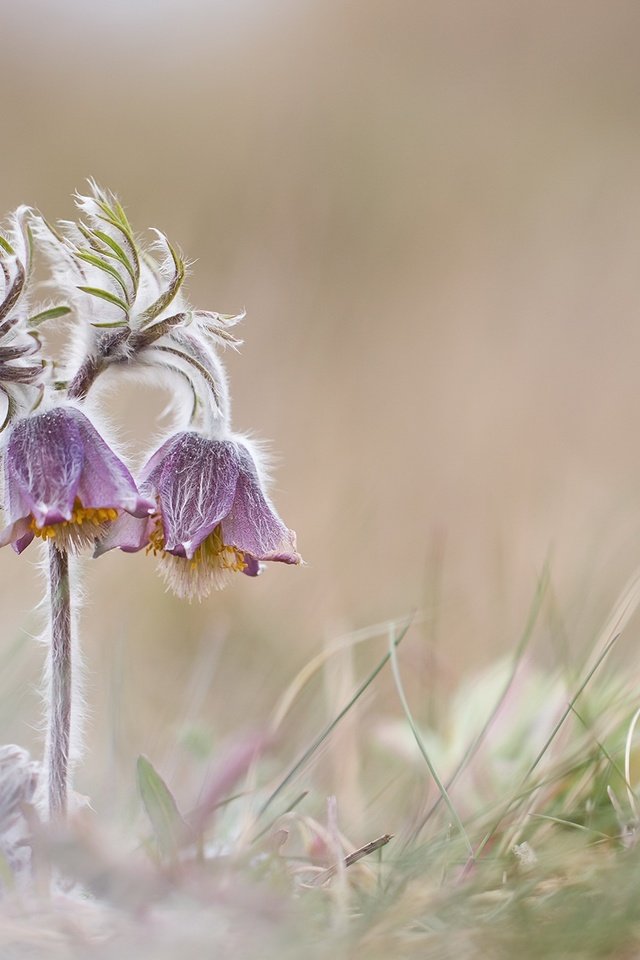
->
[[0, 406, 154, 554], [98, 431, 301, 599]]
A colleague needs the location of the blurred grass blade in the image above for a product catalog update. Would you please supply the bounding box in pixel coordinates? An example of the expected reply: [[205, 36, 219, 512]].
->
[[387, 624, 474, 859], [473, 631, 622, 864], [411, 562, 550, 843], [528, 813, 612, 840], [525, 633, 620, 782], [257, 617, 414, 819], [136, 755, 186, 859], [251, 790, 309, 844], [187, 734, 265, 839], [271, 614, 416, 733]]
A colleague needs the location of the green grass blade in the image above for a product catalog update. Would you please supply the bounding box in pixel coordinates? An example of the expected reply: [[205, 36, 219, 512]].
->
[[252, 791, 309, 844], [411, 562, 550, 843], [387, 624, 474, 859], [257, 618, 414, 819], [473, 631, 620, 863]]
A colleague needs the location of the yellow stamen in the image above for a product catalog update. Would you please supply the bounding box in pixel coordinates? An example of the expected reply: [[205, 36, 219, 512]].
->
[[146, 514, 248, 596], [192, 524, 247, 573], [29, 500, 118, 541], [145, 515, 165, 557]]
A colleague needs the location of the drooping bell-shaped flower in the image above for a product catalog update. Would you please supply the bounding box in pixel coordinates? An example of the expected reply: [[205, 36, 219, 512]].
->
[[98, 431, 301, 600], [0, 405, 155, 554]]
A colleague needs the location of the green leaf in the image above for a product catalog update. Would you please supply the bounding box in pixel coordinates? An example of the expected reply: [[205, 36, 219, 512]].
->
[[90, 320, 129, 329], [77, 285, 129, 315], [0, 235, 14, 256], [136, 755, 186, 859], [93, 211, 140, 284], [113, 198, 134, 234], [139, 235, 185, 326], [91, 229, 138, 286], [27, 306, 72, 326], [76, 251, 131, 303]]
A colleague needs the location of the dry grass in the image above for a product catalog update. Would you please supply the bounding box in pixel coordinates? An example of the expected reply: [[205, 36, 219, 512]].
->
[[2, 571, 640, 957]]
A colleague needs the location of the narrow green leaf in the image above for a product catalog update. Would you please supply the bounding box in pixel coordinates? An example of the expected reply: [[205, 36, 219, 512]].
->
[[76, 251, 130, 302], [27, 306, 72, 326], [0, 235, 14, 256], [91, 229, 138, 285], [136, 755, 186, 859], [95, 213, 140, 283], [139, 235, 185, 326], [113, 198, 134, 234], [77, 285, 129, 315], [23, 222, 34, 278], [90, 320, 129, 329]]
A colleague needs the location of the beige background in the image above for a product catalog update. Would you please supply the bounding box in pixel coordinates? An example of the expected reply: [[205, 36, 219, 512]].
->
[[2, 0, 640, 806]]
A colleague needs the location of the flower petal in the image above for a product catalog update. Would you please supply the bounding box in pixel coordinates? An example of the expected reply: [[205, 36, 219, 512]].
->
[[221, 445, 299, 562], [0, 517, 33, 553], [71, 409, 155, 518], [151, 433, 240, 558], [94, 512, 154, 556], [4, 408, 84, 525]]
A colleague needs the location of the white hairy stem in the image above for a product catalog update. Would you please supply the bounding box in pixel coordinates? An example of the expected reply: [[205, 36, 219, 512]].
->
[[47, 542, 72, 821]]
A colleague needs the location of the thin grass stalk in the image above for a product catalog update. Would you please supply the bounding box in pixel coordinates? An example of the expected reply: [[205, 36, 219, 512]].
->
[[410, 562, 550, 845], [256, 618, 414, 821], [387, 625, 474, 860], [47, 542, 71, 821]]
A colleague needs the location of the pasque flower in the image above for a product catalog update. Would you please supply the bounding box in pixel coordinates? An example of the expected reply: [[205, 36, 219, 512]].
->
[[0, 405, 154, 554], [0, 185, 302, 824], [98, 431, 301, 599]]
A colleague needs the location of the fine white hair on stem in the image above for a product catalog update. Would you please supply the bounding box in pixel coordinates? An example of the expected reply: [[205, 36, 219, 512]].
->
[[35, 543, 87, 817]]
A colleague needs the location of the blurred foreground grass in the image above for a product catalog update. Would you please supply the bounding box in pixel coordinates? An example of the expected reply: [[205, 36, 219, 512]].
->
[[3, 566, 640, 959]]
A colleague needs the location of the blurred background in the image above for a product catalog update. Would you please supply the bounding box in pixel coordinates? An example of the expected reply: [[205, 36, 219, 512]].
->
[[2, 0, 640, 827]]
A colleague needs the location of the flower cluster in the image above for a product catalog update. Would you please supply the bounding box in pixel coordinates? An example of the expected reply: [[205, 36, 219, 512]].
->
[[0, 185, 301, 599]]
